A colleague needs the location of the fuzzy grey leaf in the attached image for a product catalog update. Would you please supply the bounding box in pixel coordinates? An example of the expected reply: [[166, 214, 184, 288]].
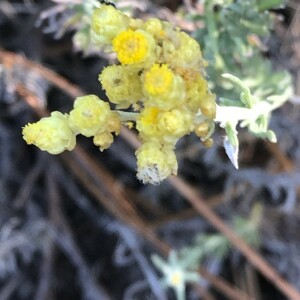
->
[[223, 136, 239, 169]]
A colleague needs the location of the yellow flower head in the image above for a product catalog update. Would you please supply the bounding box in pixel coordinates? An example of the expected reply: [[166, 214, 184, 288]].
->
[[136, 106, 161, 141], [91, 5, 130, 45], [183, 71, 215, 115], [93, 131, 114, 152], [136, 141, 178, 184], [112, 29, 157, 66], [99, 65, 143, 109], [199, 93, 217, 119], [142, 18, 171, 40], [142, 64, 185, 110], [157, 109, 193, 140], [22, 111, 76, 155], [137, 106, 194, 144], [194, 121, 211, 138], [69, 95, 111, 137], [184, 70, 216, 118], [163, 31, 206, 70], [128, 17, 144, 30], [143, 64, 173, 96]]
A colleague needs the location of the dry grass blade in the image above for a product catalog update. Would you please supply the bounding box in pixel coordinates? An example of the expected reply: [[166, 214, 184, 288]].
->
[[46, 164, 112, 300], [0, 49, 84, 99], [14, 152, 47, 209]]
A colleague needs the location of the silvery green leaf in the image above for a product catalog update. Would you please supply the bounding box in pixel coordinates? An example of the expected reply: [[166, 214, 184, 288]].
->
[[257, 0, 285, 11], [219, 97, 244, 107], [266, 130, 277, 143], [222, 73, 255, 108], [224, 136, 239, 169], [225, 122, 239, 146]]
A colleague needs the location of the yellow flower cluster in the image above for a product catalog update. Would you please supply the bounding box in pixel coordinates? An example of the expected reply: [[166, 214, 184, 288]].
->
[[22, 4, 216, 184], [22, 95, 121, 153], [94, 4, 216, 183]]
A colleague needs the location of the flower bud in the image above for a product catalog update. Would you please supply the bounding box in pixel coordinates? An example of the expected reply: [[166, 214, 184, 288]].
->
[[157, 109, 193, 140], [162, 31, 206, 70], [22, 112, 76, 155], [142, 64, 185, 110], [69, 95, 111, 137], [199, 93, 216, 119], [194, 121, 210, 138], [136, 141, 177, 184], [113, 29, 157, 67], [93, 131, 114, 151], [91, 5, 130, 45], [99, 65, 143, 109]]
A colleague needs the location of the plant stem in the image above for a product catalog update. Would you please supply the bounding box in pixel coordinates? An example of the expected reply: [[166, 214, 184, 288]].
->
[[257, 0, 284, 11], [116, 111, 138, 122], [215, 100, 284, 125], [204, 1, 225, 71]]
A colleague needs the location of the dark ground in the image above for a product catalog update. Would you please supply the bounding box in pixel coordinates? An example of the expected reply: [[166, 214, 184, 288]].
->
[[0, 1, 300, 300]]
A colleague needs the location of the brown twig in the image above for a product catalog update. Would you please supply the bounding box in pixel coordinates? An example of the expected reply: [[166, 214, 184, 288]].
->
[[0, 49, 84, 99], [34, 240, 55, 300], [14, 152, 47, 209], [149, 194, 224, 230]]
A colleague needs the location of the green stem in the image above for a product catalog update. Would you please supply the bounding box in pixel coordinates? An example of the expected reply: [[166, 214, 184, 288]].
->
[[257, 0, 284, 11], [215, 99, 284, 125], [116, 111, 139, 122], [204, 1, 225, 71]]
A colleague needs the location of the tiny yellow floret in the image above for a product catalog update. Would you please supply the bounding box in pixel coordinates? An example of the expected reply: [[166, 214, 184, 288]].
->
[[136, 141, 178, 184], [69, 95, 111, 137], [169, 270, 183, 287], [22, 112, 76, 155], [99, 65, 143, 109], [143, 64, 186, 110], [143, 18, 165, 39], [157, 109, 193, 140], [194, 121, 210, 138], [112, 29, 156, 65], [143, 64, 173, 96], [93, 131, 114, 151], [136, 106, 161, 141], [199, 93, 217, 119], [91, 5, 130, 45], [184, 72, 212, 114], [162, 31, 205, 70]]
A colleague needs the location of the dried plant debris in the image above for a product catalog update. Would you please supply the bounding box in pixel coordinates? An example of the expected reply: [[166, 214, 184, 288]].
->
[[0, 62, 48, 108]]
